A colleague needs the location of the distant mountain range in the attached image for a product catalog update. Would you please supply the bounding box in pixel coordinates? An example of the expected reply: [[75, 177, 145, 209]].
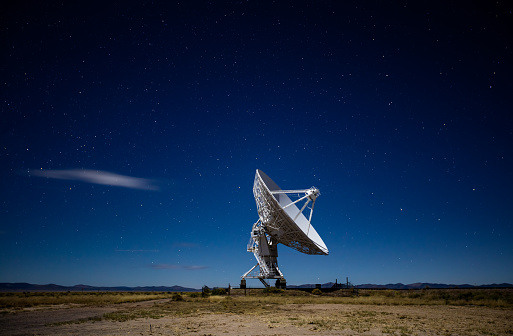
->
[[1, 282, 512, 292], [356, 283, 513, 289], [0, 283, 199, 292], [288, 282, 513, 289]]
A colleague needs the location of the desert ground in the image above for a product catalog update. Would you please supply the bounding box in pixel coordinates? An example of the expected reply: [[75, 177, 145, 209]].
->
[[1, 289, 512, 335]]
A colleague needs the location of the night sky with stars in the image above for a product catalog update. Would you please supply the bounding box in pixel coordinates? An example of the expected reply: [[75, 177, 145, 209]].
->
[[1, 1, 512, 288]]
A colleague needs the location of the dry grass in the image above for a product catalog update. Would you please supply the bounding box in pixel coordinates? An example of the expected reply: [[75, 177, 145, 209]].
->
[[229, 288, 513, 308], [2, 289, 513, 335], [355, 288, 513, 307], [2, 288, 511, 311], [0, 291, 177, 309]]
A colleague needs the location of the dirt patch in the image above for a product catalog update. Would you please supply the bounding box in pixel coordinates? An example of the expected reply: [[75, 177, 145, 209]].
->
[[1, 299, 512, 335]]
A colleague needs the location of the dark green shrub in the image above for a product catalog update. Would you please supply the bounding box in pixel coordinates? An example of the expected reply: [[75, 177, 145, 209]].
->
[[312, 288, 322, 295], [263, 286, 284, 294], [212, 288, 227, 296], [171, 293, 184, 301], [201, 286, 211, 297]]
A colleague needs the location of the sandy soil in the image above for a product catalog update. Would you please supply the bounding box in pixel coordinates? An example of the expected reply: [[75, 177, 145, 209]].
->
[[1, 299, 512, 335]]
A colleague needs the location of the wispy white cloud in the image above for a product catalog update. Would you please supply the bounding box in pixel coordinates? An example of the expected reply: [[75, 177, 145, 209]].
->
[[151, 264, 208, 271], [29, 169, 159, 191]]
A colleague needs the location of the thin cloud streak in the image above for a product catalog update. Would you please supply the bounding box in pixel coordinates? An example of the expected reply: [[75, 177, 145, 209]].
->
[[30, 169, 159, 191], [151, 264, 208, 271]]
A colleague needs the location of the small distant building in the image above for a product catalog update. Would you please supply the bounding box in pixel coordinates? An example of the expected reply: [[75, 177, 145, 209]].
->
[[332, 278, 352, 289]]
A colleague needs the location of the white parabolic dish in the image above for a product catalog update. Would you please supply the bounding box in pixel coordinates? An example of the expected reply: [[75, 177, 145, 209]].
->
[[254, 169, 329, 255]]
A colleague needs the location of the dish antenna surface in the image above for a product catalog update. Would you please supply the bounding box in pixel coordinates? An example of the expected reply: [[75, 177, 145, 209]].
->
[[241, 169, 328, 289]]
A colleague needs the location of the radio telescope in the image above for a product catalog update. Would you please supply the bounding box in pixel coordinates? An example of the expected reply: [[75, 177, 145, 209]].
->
[[241, 169, 329, 289]]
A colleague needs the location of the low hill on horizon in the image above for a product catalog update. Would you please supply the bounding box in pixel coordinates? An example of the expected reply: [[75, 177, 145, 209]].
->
[[287, 282, 513, 289], [2, 282, 512, 292], [0, 282, 199, 292], [355, 282, 513, 289]]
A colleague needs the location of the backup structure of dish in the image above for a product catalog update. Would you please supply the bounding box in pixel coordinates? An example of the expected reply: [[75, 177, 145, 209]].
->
[[241, 169, 329, 289]]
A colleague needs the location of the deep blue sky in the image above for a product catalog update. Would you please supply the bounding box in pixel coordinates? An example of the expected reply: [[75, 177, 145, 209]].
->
[[1, 1, 512, 288]]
